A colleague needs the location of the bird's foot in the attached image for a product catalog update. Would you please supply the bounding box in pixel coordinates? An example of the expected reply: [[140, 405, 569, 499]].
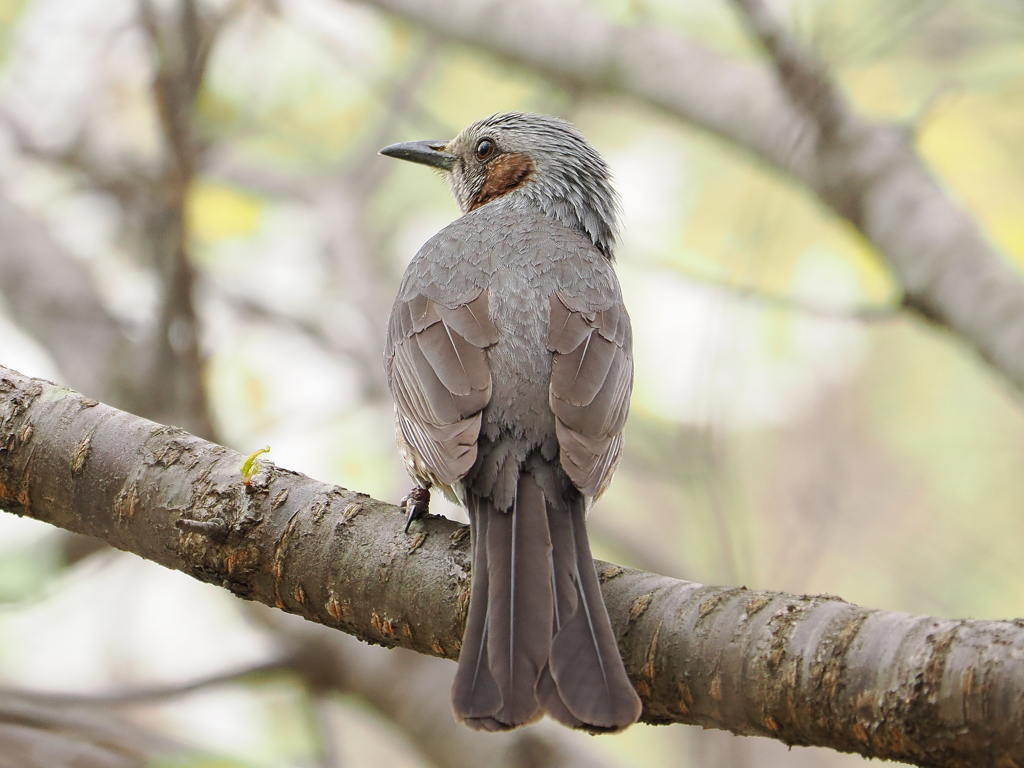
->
[[400, 487, 431, 532]]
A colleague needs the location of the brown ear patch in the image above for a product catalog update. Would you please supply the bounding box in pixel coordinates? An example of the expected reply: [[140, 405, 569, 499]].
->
[[469, 152, 534, 211]]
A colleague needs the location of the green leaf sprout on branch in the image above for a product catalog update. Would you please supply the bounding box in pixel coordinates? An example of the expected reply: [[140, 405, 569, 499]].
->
[[241, 446, 271, 486]]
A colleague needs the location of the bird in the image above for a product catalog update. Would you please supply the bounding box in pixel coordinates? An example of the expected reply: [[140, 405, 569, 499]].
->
[[380, 112, 642, 733]]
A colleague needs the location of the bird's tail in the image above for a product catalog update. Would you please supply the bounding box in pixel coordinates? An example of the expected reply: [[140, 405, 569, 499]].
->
[[451, 461, 641, 732]]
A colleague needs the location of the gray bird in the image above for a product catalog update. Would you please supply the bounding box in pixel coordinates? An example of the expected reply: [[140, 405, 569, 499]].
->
[[380, 112, 641, 733]]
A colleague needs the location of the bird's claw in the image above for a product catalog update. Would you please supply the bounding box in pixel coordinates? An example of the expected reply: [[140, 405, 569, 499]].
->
[[400, 487, 431, 532]]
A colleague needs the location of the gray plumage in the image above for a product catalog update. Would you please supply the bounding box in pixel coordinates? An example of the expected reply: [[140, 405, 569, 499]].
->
[[382, 112, 641, 732]]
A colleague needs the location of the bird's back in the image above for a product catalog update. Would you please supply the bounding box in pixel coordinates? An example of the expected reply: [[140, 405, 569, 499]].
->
[[393, 198, 625, 509]]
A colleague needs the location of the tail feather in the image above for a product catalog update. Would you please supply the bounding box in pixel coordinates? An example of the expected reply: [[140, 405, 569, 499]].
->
[[535, 663, 586, 729], [484, 472, 553, 727], [534, 477, 582, 725], [451, 504, 502, 724], [546, 499, 641, 731], [452, 459, 640, 733]]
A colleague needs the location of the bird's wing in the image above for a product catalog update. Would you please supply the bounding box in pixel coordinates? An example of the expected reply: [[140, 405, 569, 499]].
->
[[547, 290, 633, 499], [386, 289, 498, 487]]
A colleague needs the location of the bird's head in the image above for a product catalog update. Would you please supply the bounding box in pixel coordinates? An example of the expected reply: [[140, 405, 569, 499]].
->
[[380, 112, 619, 257]]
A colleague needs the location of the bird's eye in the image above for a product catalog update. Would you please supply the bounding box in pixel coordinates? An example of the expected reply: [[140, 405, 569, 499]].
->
[[476, 139, 495, 159]]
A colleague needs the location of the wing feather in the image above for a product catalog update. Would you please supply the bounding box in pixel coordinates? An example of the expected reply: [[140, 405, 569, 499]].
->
[[548, 293, 633, 498], [386, 289, 498, 488]]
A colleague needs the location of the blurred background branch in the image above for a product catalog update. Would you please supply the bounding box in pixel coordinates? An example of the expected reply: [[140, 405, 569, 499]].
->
[[359, 0, 1024, 396]]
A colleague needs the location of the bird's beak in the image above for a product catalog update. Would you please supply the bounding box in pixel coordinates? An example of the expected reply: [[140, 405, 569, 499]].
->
[[379, 140, 456, 171]]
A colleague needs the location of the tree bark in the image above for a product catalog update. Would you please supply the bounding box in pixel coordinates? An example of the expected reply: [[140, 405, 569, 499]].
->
[[354, 0, 1024, 396], [0, 365, 1021, 766]]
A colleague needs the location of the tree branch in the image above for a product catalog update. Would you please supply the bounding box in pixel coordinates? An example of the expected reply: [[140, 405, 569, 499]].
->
[[0, 193, 133, 403], [255, 609, 629, 768], [0, 365, 1021, 766], [0, 660, 288, 709], [133, 0, 222, 440], [354, 0, 1024, 396], [0, 691, 182, 768]]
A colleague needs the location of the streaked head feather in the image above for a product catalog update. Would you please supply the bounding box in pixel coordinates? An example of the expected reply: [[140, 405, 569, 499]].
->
[[444, 112, 620, 258]]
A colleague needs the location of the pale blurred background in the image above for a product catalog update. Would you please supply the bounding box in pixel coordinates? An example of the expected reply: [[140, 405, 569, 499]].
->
[[0, 0, 1022, 766]]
